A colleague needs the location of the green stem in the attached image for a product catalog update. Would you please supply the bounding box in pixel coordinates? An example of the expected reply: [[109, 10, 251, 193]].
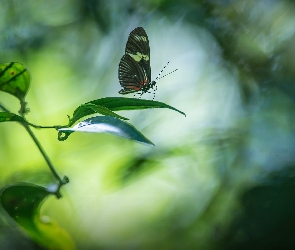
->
[[0, 102, 65, 186], [25, 121, 62, 130], [1, 104, 69, 199], [22, 123, 63, 184], [0, 104, 62, 129], [0, 103, 9, 112]]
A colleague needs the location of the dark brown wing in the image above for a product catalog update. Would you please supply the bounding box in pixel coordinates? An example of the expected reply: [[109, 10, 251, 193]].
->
[[125, 27, 150, 59], [118, 54, 146, 94], [125, 27, 151, 83]]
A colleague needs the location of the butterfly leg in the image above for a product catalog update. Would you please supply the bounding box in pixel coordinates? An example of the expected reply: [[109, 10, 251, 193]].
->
[[139, 91, 144, 99], [152, 85, 157, 100], [133, 92, 142, 99]]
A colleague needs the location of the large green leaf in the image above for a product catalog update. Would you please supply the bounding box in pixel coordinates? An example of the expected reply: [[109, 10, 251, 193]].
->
[[0, 112, 25, 123], [69, 103, 129, 126], [68, 97, 186, 126], [59, 115, 154, 145], [0, 62, 30, 101], [0, 183, 75, 250], [92, 97, 186, 115]]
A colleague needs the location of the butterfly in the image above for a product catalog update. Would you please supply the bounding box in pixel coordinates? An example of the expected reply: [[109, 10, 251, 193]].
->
[[118, 27, 177, 98]]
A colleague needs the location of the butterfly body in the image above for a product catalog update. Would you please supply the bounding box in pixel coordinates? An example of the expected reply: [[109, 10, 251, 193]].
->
[[118, 27, 155, 96]]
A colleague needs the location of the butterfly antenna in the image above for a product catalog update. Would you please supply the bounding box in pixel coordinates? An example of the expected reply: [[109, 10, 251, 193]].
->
[[157, 68, 178, 80], [155, 61, 170, 81]]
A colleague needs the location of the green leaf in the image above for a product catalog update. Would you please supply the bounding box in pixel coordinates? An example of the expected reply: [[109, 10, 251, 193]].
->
[[88, 97, 186, 116], [0, 62, 30, 102], [68, 97, 186, 125], [59, 115, 154, 146], [69, 103, 128, 126], [0, 112, 25, 123], [0, 183, 75, 250]]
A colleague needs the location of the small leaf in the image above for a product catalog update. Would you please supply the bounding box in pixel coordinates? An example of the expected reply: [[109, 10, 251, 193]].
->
[[70, 103, 128, 126], [0, 112, 25, 123], [0, 62, 30, 102], [88, 97, 186, 116], [0, 183, 75, 250], [59, 115, 154, 145]]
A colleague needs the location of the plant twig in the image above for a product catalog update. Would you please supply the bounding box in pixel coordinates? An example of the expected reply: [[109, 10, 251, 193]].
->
[[1, 102, 63, 129], [0, 103, 10, 112], [22, 123, 63, 184], [25, 121, 62, 130], [1, 102, 68, 194]]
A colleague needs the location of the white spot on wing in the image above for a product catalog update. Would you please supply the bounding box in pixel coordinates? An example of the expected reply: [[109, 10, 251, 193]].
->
[[128, 52, 149, 62]]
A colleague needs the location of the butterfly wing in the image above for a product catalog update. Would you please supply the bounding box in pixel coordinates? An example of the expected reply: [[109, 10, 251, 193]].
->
[[118, 54, 146, 94], [125, 27, 151, 83]]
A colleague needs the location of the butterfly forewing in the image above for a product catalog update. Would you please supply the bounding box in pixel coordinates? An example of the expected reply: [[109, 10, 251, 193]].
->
[[125, 27, 150, 60], [119, 54, 146, 94], [125, 27, 151, 83]]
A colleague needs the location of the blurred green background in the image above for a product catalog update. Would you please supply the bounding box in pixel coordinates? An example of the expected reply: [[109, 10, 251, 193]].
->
[[1, 0, 295, 249]]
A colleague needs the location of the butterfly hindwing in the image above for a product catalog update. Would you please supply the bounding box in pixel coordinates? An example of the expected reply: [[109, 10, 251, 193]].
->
[[118, 54, 146, 94]]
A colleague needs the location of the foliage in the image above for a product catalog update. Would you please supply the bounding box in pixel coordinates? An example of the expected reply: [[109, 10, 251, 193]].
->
[[1, 184, 75, 249], [0, 59, 184, 249]]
